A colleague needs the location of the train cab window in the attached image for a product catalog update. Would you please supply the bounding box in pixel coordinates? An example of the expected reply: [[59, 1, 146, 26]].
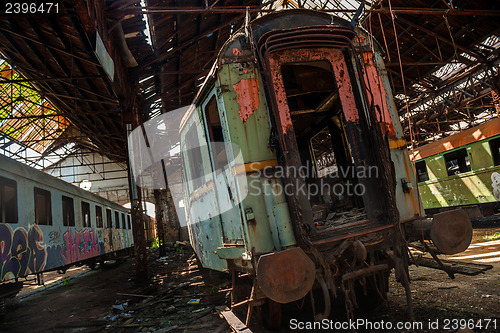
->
[[82, 201, 91, 227], [444, 148, 471, 176], [121, 213, 125, 229], [127, 215, 131, 229], [34, 187, 52, 225], [115, 211, 120, 229], [106, 208, 112, 228], [96, 206, 103, 228], [0, 176, 17, 223], [62, 196, 75, 227], [489, 137, 500, 166], [310, 127, 338, 178], [204, 95, 226, 171], [415, 160, 429, 182]]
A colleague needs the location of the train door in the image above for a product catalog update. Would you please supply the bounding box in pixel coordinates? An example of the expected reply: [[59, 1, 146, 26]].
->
[[265, 47, 397, 233], [200, 89, 246, 246], [180, 99, 226, 271]]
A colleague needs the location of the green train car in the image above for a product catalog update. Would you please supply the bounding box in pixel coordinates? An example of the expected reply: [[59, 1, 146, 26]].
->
[[411, 117, 500, 216]]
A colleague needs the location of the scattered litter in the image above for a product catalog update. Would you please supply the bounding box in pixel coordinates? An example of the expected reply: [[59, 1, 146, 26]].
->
[[192, 307, 209, 313], [157, 256, 169, 262], [106, 314, 119, 322], [481, 294, 492, 298], [112, 302, 128, 311], [187, 299, 200, 305], [163, 305, 176, 314]]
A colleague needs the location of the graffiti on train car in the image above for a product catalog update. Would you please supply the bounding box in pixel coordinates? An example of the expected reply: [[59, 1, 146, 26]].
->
[[61, 227, 101, 265], [0, 224, 47, 281], [1, 223, 133, 281]]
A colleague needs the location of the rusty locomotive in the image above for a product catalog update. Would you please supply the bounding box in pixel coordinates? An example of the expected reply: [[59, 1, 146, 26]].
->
[[130, 9, 474, 324]]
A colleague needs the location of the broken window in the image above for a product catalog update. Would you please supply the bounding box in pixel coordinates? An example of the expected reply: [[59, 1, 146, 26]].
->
[[0, 176, 17, 223], [96, 205, 103, 228], [281, 61, 337, 115], [489, 137, 500, 166], [444, 148, 471, 176], [415, 160, 429, 182], [34, 187, 52, 225], [82, 201, 91, 227], [62, 195, 75, 227]]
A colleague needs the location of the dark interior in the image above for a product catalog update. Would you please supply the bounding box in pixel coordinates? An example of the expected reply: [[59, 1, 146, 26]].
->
[[280, 60, 366, 228]]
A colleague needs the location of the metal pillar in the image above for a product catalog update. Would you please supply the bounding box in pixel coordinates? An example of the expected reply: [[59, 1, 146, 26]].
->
[[126, 123, 149, 282], [153, 189, 167, 257]]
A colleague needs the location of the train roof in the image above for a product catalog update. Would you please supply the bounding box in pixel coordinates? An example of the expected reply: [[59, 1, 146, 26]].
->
[[0, 154, 128, 211], [410, 117, 500, 161], [218, 9, 351, 65]]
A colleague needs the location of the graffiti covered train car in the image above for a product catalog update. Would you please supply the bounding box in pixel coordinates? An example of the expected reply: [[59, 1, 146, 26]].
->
[[0, 153, 133, 312], [129, 9, 475, 323], [411, 118, 500, 217]]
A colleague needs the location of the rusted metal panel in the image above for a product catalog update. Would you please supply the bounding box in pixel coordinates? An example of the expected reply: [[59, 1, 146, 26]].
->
[[357, 40, 424, 221]]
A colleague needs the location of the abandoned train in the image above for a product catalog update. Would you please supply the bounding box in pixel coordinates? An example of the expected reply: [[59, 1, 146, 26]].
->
[[0, 153, 134, 313], [129, 9, 475, 323], [412, 117, 500, 217]]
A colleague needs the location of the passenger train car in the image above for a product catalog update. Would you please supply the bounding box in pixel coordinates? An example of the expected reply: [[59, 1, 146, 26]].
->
[[411, 118, 500, 217], [175, 9, 474, 322], [0, 153, 133, 313], [129, 9, 475, 323]]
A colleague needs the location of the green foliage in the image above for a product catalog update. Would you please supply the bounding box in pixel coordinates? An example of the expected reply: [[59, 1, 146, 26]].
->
[[480, 232, 500, 242], [151, 237, 160, 249], [61, 277, 71, 286]]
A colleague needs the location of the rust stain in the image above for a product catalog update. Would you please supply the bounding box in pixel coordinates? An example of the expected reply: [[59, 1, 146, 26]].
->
[[233, 78, 260, 122], [362, 52, 397, 140], [232, 48, 241, 56]]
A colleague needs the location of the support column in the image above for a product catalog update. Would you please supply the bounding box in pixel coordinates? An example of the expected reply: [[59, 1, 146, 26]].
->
[[153, 189, 168, 257], [164, 186, 181, 242], [126, 122, 149, 282]]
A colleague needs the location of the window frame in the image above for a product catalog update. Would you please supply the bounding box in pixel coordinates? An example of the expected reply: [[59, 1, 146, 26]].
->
[[82, 201, 91, 228], [95, 205, 103, 228], [0, 176, 18, 224], [489, 136, 500, 166], [62, 195, 75, 227], [444, 148, 471, 176], [106, 208, 112, 228], [114, 210, 120, 229], [415, 160, 429, 183], [34, 187, 52, 225]]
